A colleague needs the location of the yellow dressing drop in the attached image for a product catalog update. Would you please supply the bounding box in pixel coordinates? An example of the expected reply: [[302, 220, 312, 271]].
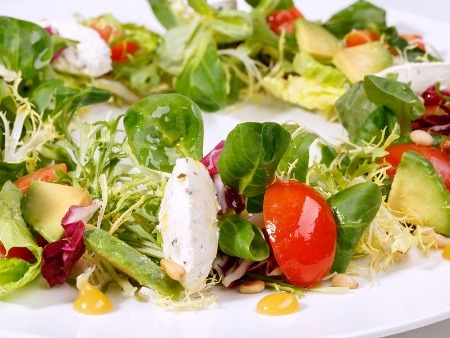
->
[[443, 244, 450, 260], [256, 292, 299, 316], [74, 280, 113, 315]]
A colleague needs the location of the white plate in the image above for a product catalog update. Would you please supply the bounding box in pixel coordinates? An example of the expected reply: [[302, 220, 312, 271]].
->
[[0, 1, 449, 338]]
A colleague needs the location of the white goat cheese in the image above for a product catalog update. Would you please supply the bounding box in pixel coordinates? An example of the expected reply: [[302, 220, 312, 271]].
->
[[41, 20, 112, 77], [158, 157, 220, 293]]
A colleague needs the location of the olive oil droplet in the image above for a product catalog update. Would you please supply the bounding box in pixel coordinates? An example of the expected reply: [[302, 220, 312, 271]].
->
[[74, 280, 113, 315], [443, 244, 450, 260], [256, 292, 299, 316]]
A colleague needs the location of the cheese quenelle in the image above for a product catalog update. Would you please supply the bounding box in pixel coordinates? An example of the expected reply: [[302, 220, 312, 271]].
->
[[158, 157, 220, 293]]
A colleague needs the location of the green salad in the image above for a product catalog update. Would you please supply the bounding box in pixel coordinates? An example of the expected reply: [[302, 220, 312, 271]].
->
[[0, 0, 449, 314]]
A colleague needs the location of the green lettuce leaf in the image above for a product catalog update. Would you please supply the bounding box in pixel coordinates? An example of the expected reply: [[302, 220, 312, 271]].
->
[[218, 122, 290, 198], [218, 216, 269, 261], [124, 93, 204, 172], [0, 17, 53, 79], [324, 0, 387, 39], [263, 52, 348, 116], [0, 181, 42, 295]]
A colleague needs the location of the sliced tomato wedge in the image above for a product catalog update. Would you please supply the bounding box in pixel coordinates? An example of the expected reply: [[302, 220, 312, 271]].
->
[[344, 29, 379, 47], [384, 143, 450, 191], [401, 34, 426, 51], [89, 20, 120, 43], [0, 242, 36, 262], [14, 163, 67, 194], [267, 8, 304, 35], [110, 40, 140, 63], [263, 180, 337, 287]]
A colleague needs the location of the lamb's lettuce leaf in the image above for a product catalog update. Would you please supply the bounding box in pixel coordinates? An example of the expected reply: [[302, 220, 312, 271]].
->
[[219, 216, 270, 261], [363, 75, 425, 136], [324, 0, 387, 38], [0, 17, 53, 79], [335, 75, 420, 143], [175, 31, 228, 112], [353, 106, 399, 144], [124, 93, 204, 173], [335, 81, 377, 142], [146, 0, 188, 29], [277, 129, 337, 181], [218, 122, 290, 198]]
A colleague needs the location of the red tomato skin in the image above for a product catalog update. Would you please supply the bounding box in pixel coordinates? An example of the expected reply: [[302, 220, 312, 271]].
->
[[14, 163, 67, 194], [110, 40, 140, 63], [0, 242, 36, 262], [263, 180, 337, 287], [384, 143, 450, 191], [401, 34, 426, 51], [344, 29, 379, 47], [267, 8, 304, 35], [89, 20, 120, 43]]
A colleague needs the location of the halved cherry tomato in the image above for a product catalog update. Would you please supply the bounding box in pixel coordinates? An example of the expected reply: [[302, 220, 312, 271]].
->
[[89, 19, 139, 63], [384, 143, 450, 190], [401, 34, 426, 51], [110, 40, 140, 63], [89, 20, 120, 43], [14, 163, 67, 194], [0, 242, 36, 262], [344, 29, 379, 47], [263, 180, 337, 287], [266, 8, 304, 35]]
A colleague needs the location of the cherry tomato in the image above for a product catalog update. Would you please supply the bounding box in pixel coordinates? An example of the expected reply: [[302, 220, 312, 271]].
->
[[110, 40, 140, 63], [344, 29, 379, 47], [384, 143, 450, 191], [0, 242, 36, 262], [14, 163, 67, 194], [263, 180, 337, 287], [266, 8, 304, 35], [401, 34, 426, 51], [89, 20, 120, 43], [89, 19, 139, 63]]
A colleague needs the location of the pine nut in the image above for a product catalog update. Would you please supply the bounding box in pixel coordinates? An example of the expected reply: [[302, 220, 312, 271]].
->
[[268, 266, 283, 276], [410, 130, 434, 146], [435, 233, 450, 247], [160, 258, 186, 281], [331, 274, 359, 289], [440, 139, 450, 154], [423, 229, 450, 247], [238, 280, 265, 294]]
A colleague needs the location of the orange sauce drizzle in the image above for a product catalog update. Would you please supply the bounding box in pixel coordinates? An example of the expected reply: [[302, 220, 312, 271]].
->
[[256, 292, 299, 316], [443, 244, 450, 260], [74, 280, 113, 315]]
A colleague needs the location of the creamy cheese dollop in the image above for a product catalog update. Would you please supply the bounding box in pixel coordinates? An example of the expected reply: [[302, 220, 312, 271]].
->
[[42, 20, 112, 77], [158, 157, 220, 293]]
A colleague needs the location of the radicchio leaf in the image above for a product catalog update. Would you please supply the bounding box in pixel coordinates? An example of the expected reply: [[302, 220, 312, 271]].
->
[[200, 140, 224, 176], [41, 201, 100, 287], [202, 141, 245, 214], [413, 84, 450, 135], [212, 252, 282, 288], [212, 252, 252, 288]]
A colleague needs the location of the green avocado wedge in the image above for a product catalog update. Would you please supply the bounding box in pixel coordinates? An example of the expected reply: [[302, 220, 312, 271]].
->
[[84, 228, 183, 299], [387, 151, 450, 236]]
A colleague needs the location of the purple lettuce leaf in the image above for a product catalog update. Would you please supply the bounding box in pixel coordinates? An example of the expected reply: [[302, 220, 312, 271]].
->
[[41, 201, 100, 287]]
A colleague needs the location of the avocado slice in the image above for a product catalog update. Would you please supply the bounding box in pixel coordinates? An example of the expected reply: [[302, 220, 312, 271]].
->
[[22, 181, 92, 242], [84, 227, 183, 299], [295, 19, 340, 61], [332, 42, 393, 83], [387, 151, 450, 236]]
